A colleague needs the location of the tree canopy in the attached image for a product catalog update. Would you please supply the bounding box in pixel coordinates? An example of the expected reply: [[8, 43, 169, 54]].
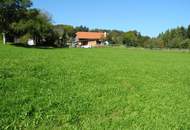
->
[[158, 26, 190, 49], [0, 0, 32, 33]]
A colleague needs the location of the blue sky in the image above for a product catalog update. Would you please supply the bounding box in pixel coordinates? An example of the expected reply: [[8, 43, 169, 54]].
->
[[33, 0, 190, 37]]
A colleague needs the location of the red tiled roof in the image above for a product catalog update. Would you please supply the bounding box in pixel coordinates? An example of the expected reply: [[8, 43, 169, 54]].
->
[[76, 32, 106, 39]]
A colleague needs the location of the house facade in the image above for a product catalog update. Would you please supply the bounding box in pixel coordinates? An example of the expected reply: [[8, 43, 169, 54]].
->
[[75, 32, 107, 48]]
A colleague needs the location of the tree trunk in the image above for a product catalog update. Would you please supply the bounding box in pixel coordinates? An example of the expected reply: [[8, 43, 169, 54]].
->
[[2, 33, 6, 45]]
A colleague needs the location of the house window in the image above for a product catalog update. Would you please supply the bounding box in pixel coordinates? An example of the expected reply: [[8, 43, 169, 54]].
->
[[81, 41, 88, 45], [97, 40, 101, 44]]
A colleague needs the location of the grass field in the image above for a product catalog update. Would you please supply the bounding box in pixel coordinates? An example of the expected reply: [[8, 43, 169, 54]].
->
[[1, 43, 190, 130]]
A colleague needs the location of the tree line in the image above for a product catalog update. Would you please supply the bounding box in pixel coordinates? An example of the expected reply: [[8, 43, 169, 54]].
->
[[158, 26, 190, 49], [0, 0, 93, 47], [0, 0, 58, 46], [94, 26, 190, 49], [1, 0, 190, 49]]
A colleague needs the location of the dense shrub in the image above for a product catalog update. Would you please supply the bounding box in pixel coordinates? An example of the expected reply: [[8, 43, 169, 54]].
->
[[180, 39, 190, 49], [42, 28, 59, 46], [167, 37, 184, 48], [144, 38, 164, 49], [19, 33, 31, 43]]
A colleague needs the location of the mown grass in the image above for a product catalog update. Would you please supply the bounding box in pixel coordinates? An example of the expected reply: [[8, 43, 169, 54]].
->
[[0, 43, 190, 129]]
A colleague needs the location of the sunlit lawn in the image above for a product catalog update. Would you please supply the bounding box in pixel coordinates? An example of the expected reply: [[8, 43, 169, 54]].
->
[[1, 43, 190, 129]]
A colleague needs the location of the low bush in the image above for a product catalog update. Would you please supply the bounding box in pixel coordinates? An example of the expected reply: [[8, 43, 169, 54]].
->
[[180, 39, 190, 49]]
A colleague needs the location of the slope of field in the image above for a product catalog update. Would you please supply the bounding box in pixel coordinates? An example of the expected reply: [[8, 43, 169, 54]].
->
[[1, 43, 190, 129]]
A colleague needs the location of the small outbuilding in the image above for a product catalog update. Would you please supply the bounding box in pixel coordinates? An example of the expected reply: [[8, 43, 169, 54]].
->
[[75, 32, 107, 48]]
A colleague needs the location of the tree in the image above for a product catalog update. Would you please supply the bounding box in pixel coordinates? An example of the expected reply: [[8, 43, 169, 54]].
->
[[144, 38, 164, 49], [75, 25, 89, 32], [12, 9, 58, 46], [123, 31, 139, 47], [180, 39, 190, 49], [158, 26, 189, 48], [106, 30, 124, 44], [53, 24, 75, 42], [187, 25, 190, 39], [137, 36, 150, 47], [61, 31, 69, 47], [168, 37, 183, 48], [0, 0, 32, 44]]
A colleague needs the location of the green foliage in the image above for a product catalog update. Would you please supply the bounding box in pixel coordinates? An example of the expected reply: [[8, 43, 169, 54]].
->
[[0, 0, 32, 33], [158, 26, 190, 48], [123, 31, 139, 47], [1, 44, 190, 129], [187, 25, 190, 39], [137, 36, 150, 47], [0, 33, 2, 42], [168, 37, 184, 48], [52, 25, 150, 48], [144, 38, 164, 49], [106, 30, 124, 44], [180, 39, 190, 49], [106, 30, 150, 47], [75, 25, 89, 32], [43, 28, 59, 46], [1, 1, 59, 46], [11, 9, 58, 46], [53, 24, 75, 47], [54, 24, 75, 38], [19, 33, 31, 43]]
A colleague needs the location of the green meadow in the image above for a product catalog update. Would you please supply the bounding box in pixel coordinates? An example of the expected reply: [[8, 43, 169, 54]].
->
[[1, 43, 190, 130]]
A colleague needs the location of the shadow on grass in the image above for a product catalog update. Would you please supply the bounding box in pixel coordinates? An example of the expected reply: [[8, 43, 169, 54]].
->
[[10, 43, 68, 49]]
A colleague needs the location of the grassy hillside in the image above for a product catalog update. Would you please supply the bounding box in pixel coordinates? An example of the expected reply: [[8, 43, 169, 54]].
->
[[1, 43, 190, 129]]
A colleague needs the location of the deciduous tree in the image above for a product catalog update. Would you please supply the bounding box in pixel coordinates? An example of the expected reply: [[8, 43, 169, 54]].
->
[[0, 0, 32, 44]]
